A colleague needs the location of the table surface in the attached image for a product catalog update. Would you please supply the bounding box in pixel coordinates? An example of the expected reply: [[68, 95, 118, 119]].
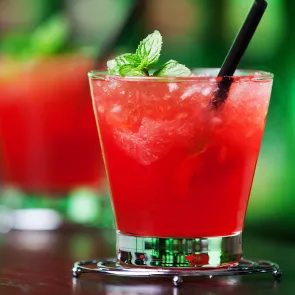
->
[[0, 228, 293, 295]]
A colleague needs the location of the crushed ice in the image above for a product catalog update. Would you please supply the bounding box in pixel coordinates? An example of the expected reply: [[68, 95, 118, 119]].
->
[[109, 80, 119, 89], [211, 117, 222, 125], [168, 83, 179, 92], [201, 87, 212, 96], [180, 85, 202, 100], [113, 117, 195, 165], [176, 113, 188, 119], [97, 105, 104, 113], [196, 72, 211, 77], [111, 104, 122, 113], [254, 72, 262, 77]]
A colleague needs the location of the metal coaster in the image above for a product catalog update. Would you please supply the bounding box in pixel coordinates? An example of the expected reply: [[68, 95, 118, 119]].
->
[[72, 258, 282, 287]]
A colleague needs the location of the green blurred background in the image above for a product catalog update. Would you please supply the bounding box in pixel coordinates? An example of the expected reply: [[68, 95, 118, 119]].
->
[[0, 0, 293, 237]]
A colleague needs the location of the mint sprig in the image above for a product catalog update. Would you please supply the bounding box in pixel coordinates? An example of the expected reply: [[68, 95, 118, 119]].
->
[[107, 53, 140, 75], [136, 30, 162, 67], [153, 60, 191, 77], [107, 30, 191, 77]]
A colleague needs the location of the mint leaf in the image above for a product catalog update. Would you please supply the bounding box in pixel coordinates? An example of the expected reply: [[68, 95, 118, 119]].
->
[[116, 53, 140, 65], [107, 53, 140, 75], [118, 64, 135, 76], [136, 30, 162, 67], [119, 65, 148, 77], [126, 68, 148, 77], [153, 60, 191, 77], [107, 30, 191, 77]]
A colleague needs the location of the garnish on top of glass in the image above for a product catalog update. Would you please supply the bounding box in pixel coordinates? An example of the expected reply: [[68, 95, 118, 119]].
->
[[107, 30, 191, 77]]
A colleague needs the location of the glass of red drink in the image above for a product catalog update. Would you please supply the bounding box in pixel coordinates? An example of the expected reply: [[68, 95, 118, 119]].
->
[[89, 68, 273, 268], [0, 54, 104, 226]]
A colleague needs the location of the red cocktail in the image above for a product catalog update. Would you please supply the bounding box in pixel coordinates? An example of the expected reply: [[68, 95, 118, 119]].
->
[[0, 54, 103, 194], [89, 69, 273, 267]]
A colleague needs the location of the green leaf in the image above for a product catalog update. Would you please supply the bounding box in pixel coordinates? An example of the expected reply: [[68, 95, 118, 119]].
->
[[30, 14, 69, 57], [0, 34, 30, 57], [136, 30, 162, 67], [0, 14, 69, 59], [107, 53, 140, 75], [116, 53, 140, 66], [119, 64, 137, 76], [126, 69, 148, 77], [106, 30, 191, 77], [120, 66, 148, 77], [153, 60, 191, 77]]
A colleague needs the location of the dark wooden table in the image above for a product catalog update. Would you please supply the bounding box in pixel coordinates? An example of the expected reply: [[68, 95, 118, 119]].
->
[[0, 228, 293, 295]]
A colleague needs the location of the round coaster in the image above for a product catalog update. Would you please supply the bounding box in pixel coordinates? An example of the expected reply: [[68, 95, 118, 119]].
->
[[72, 258, 282, 287]]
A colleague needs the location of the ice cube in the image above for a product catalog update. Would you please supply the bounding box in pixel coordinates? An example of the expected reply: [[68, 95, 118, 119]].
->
[[109, 80, 119, 89], [97, 105, 104, 113], [181, 85, 202, 100], [201, 87, 212, 96], [211, 117, 222, 125], [168, 83, 179, 92], [113, 117, 196, 165], [195, 73, 211, 77], [176, 113, 189, 119], [111, 105, 122, 113], [113, 125, 165, 165], [103, 87, 109, 94], [254, 72, 262, 77]]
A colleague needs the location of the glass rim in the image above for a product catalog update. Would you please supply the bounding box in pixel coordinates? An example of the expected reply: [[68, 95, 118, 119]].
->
[[88, 68, 273, 82]]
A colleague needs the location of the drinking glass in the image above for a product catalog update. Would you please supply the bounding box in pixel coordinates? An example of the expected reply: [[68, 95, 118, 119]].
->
[[88, 69, 273, 269], [0, 55, 105, 229]]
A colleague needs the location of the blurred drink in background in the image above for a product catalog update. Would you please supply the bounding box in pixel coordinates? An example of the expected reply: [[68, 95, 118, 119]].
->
[[0, 5, 113, 230], [0, 55, 101, 192]]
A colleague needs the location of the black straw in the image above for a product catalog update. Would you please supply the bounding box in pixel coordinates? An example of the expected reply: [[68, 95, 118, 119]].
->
[[212, 0, 268, 108]]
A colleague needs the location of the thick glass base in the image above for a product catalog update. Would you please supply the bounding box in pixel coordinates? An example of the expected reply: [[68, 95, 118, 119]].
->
[[116, 231, 242, 268], [72, 258, 282, 287]]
